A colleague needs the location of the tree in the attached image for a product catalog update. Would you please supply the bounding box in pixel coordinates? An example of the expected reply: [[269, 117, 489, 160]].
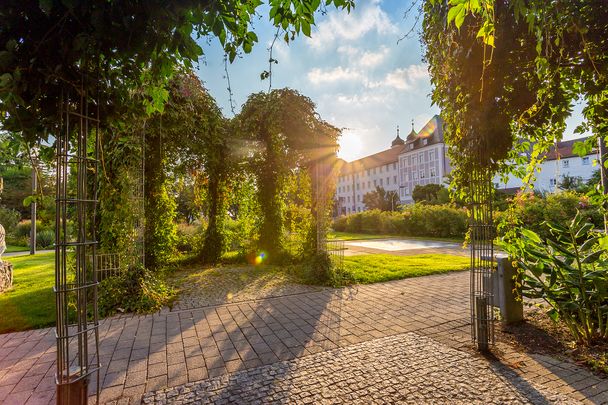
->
[[237, 89, 340, 260], [362, 186, 400, 212], [412, 184, 448, 204]]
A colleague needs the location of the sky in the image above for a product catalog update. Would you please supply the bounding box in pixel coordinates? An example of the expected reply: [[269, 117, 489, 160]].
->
[[195, 0, 585, 162]]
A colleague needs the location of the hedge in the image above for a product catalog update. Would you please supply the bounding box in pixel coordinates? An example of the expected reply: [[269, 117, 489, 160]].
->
[[332, 205, 468, 238]]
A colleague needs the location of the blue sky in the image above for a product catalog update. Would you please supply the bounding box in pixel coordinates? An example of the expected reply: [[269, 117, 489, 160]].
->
[[195, 0, 584, 162]]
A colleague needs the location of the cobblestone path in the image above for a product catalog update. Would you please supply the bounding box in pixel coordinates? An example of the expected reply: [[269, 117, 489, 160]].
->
[[1, 271, 607, 404], [143, 333, 579, 404]]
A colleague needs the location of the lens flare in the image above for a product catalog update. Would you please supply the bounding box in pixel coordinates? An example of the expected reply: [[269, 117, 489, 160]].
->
[[254, 251, 267, 265]]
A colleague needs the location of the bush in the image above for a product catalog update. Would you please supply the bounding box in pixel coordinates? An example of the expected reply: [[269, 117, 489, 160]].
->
[[497, 191, 602, 239], [14, 220, 52, 238], [501, 211, 608, 345], [0, 206, 20, 234], [331, 204, 468, 239], [98, 264, 175, 317], [36, 229, 55, 248], [175, 222, 203, 253]]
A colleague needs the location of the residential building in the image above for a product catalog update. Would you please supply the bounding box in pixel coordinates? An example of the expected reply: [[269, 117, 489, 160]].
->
[[495, 137, 598, 192]]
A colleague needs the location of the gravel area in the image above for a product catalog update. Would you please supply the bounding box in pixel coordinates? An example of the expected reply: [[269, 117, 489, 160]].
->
[[170, 265, 328, 311]]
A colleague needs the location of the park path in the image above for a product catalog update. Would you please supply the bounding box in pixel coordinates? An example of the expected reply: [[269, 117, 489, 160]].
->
[[0, 271, 606, 404]]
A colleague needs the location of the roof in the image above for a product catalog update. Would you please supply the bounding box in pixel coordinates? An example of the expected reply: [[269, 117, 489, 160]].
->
[[338, 115, 445, 176], [544, 137, 596, 160], [339, 145, 405, 175]]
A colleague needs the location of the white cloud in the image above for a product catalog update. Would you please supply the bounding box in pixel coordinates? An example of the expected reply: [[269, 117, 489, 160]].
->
[[307, 1, 398, 51], [337, 45, 390, 68], [381, 64, 429, 90], [307, 67, 363, 85]]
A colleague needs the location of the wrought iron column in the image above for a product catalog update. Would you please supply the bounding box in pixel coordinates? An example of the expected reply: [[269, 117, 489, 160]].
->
[[55, 77, 101, 404], [469, 166, 495, 351]]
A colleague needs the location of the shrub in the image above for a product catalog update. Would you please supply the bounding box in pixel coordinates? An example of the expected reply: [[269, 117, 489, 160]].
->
[[36, 229, 55, 248], [175, 222, 203, 253], [497, 191, 602, 239], [0, 206, 20, 234], [501, 211, 608, 345], [331, 204, 468, 239], [98, 264, 175, 317], [14, 220, 52, 238]]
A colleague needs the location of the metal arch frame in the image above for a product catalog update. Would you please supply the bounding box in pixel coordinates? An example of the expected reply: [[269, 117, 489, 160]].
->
[[55, 72, 101, 404]]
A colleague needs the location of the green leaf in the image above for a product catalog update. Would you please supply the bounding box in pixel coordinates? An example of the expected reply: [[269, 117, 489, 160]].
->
[[522, 229, 542, 243], [582, 250, 604, 264]]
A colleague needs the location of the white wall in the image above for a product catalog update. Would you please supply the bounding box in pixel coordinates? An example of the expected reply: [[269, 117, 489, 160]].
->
[[495, 153, 598, 192]]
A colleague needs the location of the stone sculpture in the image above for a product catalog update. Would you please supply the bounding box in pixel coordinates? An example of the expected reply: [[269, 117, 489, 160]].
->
[[0, 223, 5, 262]]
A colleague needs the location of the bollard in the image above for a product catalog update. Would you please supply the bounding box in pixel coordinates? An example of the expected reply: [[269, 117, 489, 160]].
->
[[475, 296, 490, 352], [494, 255, 524, 324]]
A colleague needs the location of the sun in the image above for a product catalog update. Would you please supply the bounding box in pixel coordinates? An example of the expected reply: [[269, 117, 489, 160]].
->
[[337, 130, 364, 162]]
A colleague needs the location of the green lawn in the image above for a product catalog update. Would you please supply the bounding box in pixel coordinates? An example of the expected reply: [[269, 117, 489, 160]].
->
[[6, 244, 29, 253], [328, 231, 463, 243], [342, 253, 469, 284], [0, 252, 55, 333]]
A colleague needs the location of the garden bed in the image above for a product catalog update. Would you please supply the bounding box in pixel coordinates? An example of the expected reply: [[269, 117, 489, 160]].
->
[[497, 306, 608, 377]]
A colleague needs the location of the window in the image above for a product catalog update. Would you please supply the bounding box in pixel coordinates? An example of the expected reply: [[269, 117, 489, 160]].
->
[[413, 172, 418, 180], [368, 181, 371, 188], [373, 168, 377, 175], [366, 169, 370, 176], [380, 166, 383, 173], [420, 169, 425, 179], [357, 195, 360, 202], [405, 187, 409, 195], [394, 175, 397, 184], [582, 156, 590, 165], [418, 153, 423, 163], [430, 167, 437, 177], [374, 179, 377, 186], [386, 177, 390, 185], [429, 150, 435, 160], [393, 163, 397, 170], [550, 178, 557, 186], [380, 178, 383, 186], [422, 139, 428, 146], [347, 196, 350, 203], [347, 185, 350, 192], [357, 207, 361, 212], [562, 159, 569, 168], [356, 183, 360, 190]]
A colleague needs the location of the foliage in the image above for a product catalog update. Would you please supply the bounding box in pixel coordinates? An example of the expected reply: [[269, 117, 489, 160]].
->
[[0, 206, 20, 233], [332, 205, 468, 239], [0, 0, 353, 145], [412, 184, 449, 205], [496, 191, 602, 240], [500, 211, 608, 345], [237, 89, 340, 260], [0, 252, 56, 333], [35, 229, 54, 249], [98, 264, 175, 317], [145, 179, 178, 268], [362, 186, 400, 211], [342, 254, 469, 285], [559, 175, 585, 193], [0, 164, 54, 218], [424, 1, 608, 205]]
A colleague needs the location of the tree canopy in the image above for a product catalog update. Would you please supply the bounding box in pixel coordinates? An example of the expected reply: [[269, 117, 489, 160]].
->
[[362, 186, 400, 212], [423, 0, 608, 197], [0, 0, 354, 144]]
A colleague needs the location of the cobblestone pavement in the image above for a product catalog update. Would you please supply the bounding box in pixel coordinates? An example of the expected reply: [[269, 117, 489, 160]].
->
[[142, 333, 579, 404], [1, 271, 607, 404], [169, 265, 328, 311]]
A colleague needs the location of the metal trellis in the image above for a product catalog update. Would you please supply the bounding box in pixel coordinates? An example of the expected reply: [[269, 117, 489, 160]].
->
[[55, 76, 101, 404], [469, 166, 495, 351]]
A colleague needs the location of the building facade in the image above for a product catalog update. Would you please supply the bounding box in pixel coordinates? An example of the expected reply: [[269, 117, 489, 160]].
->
[[495, 138, 598, 192], [335, 115, 449, 214], [335, 117, 597, 216]]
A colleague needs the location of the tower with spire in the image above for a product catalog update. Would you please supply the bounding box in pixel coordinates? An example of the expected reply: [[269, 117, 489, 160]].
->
[[391, 124, 405, 147]]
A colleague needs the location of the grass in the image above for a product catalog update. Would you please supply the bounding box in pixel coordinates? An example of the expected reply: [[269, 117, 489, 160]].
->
[[341, 253, 469, 284], [328, 231, 463, 243], [0, 252, 55, 333], [6, 244, 29, 253]]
